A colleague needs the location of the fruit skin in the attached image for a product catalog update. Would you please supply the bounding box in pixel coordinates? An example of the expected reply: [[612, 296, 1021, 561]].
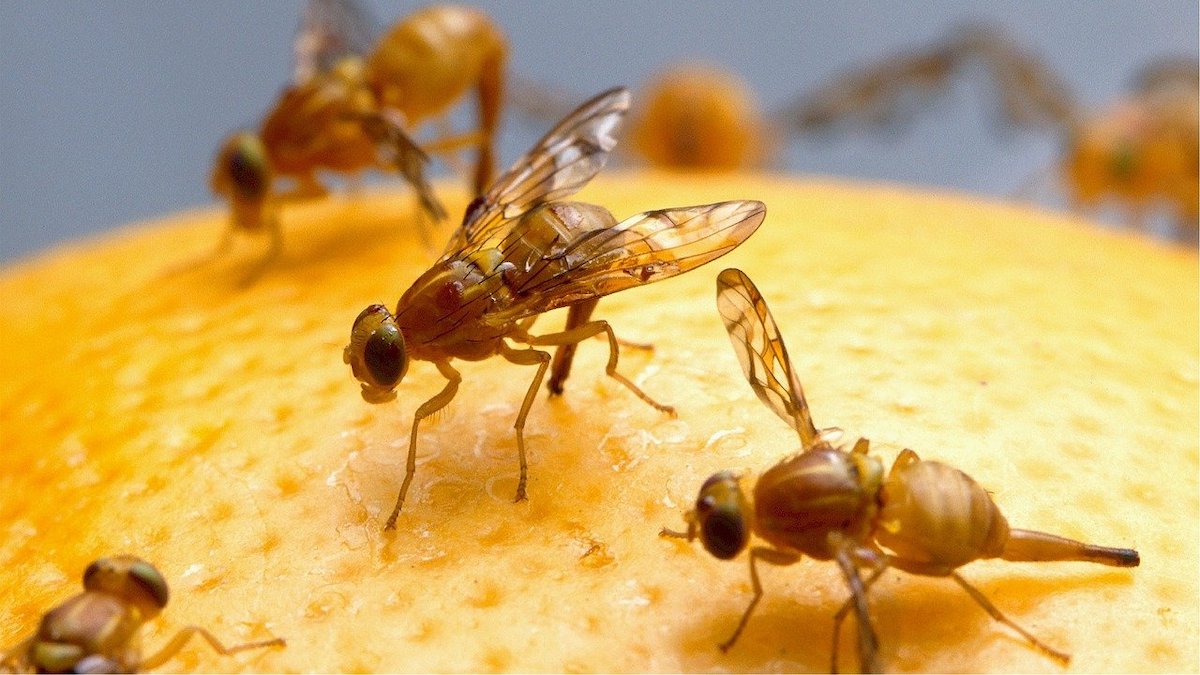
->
[[0, 175, 1195, 672]]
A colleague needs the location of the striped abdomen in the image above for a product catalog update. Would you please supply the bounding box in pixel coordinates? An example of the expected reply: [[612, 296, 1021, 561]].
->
[[875, 455, 1010, 574]]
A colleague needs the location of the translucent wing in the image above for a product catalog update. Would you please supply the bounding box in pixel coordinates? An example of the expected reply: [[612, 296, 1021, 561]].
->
[[961, 26, 1076, 130], [715, 268, 818, 448], [485, 200, 766, 324], [776, 24, 1076, 135], [357, 110, 446, 221], [293, 0, 379, 84], [440, 87, 631, 258], [506, 75, 586, 129], [776, 44, 961, 135]]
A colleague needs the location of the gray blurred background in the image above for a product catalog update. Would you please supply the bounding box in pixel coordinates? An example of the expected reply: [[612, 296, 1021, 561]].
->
[[1, 1, 1196, 261]]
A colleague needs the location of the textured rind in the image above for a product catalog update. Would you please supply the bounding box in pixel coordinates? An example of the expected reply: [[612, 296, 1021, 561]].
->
[[0, 173, 1196, 673]]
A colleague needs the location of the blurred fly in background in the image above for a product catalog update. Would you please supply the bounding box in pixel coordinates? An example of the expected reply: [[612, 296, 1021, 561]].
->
[[513, 24, 1198, 241], [780, 26, 1198, 241], [0, 2, 1195, 259], [204, 0, 508, 283]]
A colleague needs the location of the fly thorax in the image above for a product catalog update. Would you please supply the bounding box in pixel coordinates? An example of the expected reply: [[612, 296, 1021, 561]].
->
[[752, 445, 878, 559], [37, 593, 133, 652], [393, 258, 512, 359], [501, 203, 619, 272], [396, 262, 478, 335]]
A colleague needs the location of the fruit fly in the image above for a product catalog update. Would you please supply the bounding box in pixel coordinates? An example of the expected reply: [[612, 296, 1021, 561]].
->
[[210, 1, 508, 281], [778, 26, 1198, 238], [344, 87, 766, 529], [516, 27, 1196, 238], [0, 556, 284, 673], [661, 269, 1140, 673], [1059, 58, 1198, 236]]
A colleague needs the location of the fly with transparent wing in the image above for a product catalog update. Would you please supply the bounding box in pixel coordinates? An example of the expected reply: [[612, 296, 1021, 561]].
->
[[345, 87, 766, 529], [207, 1, 509, 283], [663, 268, 1140, 673], [716, 268, 819, 448]]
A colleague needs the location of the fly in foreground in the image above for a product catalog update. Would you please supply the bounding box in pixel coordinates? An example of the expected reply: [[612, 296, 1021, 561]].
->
[[662, 268, 1139, 673], [344, 87, 766, 529]]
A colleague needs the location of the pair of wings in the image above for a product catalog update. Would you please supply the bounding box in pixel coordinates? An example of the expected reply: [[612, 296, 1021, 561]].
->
[[779, 24, 1075, 136], [716, 268, 822, 450], [438, 86, 767, 325]]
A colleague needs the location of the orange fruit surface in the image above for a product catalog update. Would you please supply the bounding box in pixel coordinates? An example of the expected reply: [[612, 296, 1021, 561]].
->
[[0, 173, 1196, 672]]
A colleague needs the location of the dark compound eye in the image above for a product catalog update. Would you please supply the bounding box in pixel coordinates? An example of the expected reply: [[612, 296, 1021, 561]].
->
[[700, 507, 748, 560], [225, 134, 269, 197], [127, 559, 170, 608], [364, 324, 404, 388], [694, 471, 749, 560]]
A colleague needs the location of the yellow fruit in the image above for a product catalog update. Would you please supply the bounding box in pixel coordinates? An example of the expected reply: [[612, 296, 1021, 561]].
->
[[1, 173, 1195, 672]]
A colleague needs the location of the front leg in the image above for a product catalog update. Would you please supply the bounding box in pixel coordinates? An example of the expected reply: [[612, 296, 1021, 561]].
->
[[138, 626, 285, 671], [238, 210, 283, 288], [385, 359, 462, 530], [720, 546, 799, 652]]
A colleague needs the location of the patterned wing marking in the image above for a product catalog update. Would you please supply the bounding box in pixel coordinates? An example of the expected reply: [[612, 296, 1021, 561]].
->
[[440, 87, 631, 258], [715, 268, 818, 448], [487, 200, 766, 323]]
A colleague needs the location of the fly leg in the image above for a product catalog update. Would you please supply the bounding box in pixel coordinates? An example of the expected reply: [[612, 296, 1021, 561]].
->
[[471, 42, 505, 194], [138, 627, 285, 671], [829, 532, 882, 673], [719, 546, 799, 652], [950, 572, 1071, 664], [385, 360, 462, 529], [498, 342, 552, 503], [548, 300, 654, 396], [525, 319, 674, 416], [158, 221, 237, 281], [547, 298, 598, 395], [420, 129, 484, 154], [238, 211, 283, 288], [830, 558, 889, 674]]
